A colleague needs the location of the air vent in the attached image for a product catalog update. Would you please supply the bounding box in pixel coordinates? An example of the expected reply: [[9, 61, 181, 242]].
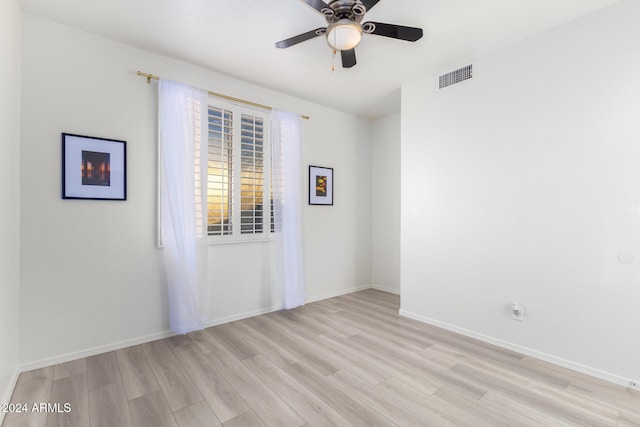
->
[[439, 64, 473, 89]]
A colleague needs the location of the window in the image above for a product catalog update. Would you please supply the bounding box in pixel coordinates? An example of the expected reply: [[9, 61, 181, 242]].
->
[[206, 101, 271, 242]]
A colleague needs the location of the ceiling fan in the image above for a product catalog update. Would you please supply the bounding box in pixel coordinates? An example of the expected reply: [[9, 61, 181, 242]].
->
[[276, 0, 423, 68]]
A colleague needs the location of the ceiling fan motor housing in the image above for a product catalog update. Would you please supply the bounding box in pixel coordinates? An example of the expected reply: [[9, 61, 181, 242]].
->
[[326, 0, 367, 23]]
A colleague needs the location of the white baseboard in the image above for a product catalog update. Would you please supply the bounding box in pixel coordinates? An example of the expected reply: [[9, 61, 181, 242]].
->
[[19, 329, 176, 373], [399, 309, 638, 390], [20, 307, 275, 373], [208, 285, 379, 323], [370, 283, 400, 295], [18, 286, 373, 374], [305, 284, 372, 304], [205, 307, 274, 328], [0, 368, 21, 424]]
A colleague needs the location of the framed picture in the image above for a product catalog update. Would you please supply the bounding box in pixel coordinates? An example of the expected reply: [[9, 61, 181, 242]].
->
[[62, 133, 127, 200], [309, 165, 333, 205]]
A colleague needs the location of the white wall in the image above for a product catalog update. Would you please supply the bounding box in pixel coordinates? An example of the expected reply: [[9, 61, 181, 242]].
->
[[0, 0, 21, 413], [304, 110, 373, 302], [19, 14, 372, 368], [372, 113, 401, 294], [401, 0, 640, 386]]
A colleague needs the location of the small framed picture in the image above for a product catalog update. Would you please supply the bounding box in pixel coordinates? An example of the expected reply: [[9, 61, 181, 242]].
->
[[309, 165, 333, 205], [62, 133, 127, 200]]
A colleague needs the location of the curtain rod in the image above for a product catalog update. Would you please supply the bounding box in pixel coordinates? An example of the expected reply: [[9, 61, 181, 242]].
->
[[137, 71, 309, 120]]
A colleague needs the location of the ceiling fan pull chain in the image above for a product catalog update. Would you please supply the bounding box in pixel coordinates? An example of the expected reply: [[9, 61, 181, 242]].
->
[[332, 28, 338, 72], [332, 48, 336, 72]]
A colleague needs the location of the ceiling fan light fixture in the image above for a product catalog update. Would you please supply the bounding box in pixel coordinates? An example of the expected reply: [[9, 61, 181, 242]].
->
[[326, 20, 363, 51]]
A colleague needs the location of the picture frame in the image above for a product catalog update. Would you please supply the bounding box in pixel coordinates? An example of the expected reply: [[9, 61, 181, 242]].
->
[[309, 165, 333, 205], [62, 133, 127, 200]]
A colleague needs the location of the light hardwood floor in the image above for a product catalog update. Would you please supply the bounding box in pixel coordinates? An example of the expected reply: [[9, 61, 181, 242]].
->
[[3, 289, 639, 426]]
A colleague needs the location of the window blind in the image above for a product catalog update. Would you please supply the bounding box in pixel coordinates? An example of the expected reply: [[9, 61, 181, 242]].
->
[[240, 114, 265, 235], [207, 107, 234, 236]]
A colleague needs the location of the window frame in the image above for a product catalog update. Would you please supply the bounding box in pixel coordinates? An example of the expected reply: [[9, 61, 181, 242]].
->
[[206, 98, 273, 245]]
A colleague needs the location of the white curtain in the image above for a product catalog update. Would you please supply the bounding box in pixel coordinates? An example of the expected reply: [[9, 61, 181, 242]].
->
[[271, 109, 305, 310], [158, 79, 209, 334]]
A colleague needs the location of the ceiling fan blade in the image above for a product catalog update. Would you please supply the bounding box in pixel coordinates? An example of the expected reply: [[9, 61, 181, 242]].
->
[[364, 22, 423, 42], [360, 0, 381, 11], [276, 28, 326, 48], [302, 0, 330, 14], [341, 49, 357, 68]]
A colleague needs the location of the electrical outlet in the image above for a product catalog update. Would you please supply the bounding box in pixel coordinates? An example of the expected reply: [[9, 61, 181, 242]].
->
[[511, 303, 524, 321]]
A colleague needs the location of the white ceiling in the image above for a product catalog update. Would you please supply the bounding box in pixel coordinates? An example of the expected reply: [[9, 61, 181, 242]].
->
[[18, 0, 622, 119]]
